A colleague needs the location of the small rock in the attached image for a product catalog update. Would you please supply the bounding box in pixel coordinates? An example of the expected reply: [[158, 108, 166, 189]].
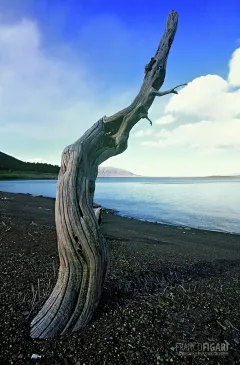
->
[[31, 354, 42, 360]]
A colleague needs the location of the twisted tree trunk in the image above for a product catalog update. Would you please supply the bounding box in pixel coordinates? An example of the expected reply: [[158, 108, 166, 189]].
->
[[30, 10, 186, 339]]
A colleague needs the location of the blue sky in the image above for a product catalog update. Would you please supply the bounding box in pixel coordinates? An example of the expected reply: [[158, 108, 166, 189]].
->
[[0, 0, 240, 176]]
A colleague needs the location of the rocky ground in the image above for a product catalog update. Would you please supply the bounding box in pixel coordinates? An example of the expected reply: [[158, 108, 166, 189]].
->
[[0, 191, 240, 364]]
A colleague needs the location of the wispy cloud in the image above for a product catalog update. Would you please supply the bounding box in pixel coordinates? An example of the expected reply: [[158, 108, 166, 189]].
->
[[143, 119, 240, 149], [0, 18, 136, 163], [21, 158, 48, 163], [155, 114, 176, 125], [133, 129, 154, 138]]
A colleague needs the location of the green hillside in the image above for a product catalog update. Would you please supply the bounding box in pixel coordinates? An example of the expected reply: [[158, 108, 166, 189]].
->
[[0, 152, 59, 180], [0, 152, 139, 180]]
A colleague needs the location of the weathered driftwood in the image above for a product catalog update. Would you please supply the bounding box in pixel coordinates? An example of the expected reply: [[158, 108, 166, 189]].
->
[[30, 10, 186, 339]]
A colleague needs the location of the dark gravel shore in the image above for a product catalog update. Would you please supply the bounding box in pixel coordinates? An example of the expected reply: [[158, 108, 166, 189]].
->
[[0, 191, 240, 365]]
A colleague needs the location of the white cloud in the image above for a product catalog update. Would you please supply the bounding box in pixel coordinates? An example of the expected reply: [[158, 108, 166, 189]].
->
[[165, 75, 240, 121], [142, 47, 240, 153], [0, 18, 136, 158], [155, 114, 176, 124], [228, 48, 240, 87], [0, 19, 87, 135], [143, 119, 240, 150], [22, 158, 48, 164], [133, 129, 154, 138]]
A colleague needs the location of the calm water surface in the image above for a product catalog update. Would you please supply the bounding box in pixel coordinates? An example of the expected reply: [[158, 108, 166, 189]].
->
[[0, 177, 239, 234]]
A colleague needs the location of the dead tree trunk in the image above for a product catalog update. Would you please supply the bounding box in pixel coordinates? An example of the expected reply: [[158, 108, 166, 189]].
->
[[30, 10, 186, 339]]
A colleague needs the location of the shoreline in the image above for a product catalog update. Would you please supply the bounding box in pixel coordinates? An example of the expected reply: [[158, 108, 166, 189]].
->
[[1, 191, 240, 364], [106, 209, 240, 237], [0, 174, 58, 181], [1, 190, 239, 237]]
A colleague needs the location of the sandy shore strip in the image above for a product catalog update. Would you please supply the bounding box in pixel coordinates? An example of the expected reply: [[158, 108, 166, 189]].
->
[[0, 191, 240, 364]]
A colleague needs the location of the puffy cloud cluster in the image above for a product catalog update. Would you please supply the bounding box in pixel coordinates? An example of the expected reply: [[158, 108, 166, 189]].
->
[[141, 48, 240, 152], [228, 48, 240, 87]]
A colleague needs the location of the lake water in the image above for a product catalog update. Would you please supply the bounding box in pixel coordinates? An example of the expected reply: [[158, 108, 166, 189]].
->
[[0, 177, 240, 234]]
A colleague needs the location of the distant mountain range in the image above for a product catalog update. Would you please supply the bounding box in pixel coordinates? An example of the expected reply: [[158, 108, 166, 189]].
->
[[0, 152, 139, 178], [208, 174, 240, 178], [98, 167, 139, 177]]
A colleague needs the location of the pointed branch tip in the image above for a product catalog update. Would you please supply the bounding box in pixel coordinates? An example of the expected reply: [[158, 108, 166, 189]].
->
[[171, 83, 188, 94], [152, 83, 187, 97], [146, 116, 153, 126]]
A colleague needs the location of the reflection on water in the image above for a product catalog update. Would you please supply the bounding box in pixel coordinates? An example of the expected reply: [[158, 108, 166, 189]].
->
[[0, 177, 239, 234]]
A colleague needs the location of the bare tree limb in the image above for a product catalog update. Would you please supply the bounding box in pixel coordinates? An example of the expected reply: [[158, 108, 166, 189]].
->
[[152, 83, 188, 96]]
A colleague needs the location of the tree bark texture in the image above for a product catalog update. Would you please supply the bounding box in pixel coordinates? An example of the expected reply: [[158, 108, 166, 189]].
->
[[30, 10, 186, 339]]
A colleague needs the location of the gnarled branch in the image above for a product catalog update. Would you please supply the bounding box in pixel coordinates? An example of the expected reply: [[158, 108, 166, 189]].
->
[[30, 10, 186, 339]]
